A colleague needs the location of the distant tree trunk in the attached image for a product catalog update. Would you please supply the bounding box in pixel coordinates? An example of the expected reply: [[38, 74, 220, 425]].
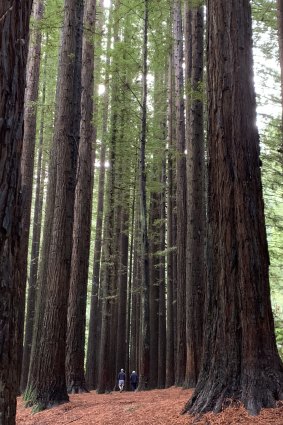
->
[[184, 0, 283, 415], [66, 0, 96, 394], [138, 0, 150, 391], [165, 52, 176, 388], [172, 0, 187, 387], [85, 145, 106, 390], [184, 4, 205, 390], [0, 0, 33, 422], [96, 131, 117, 394], [277, 0, 283, 155], [109, 178, 124, 389], [96, 1, 120, 393], [115, 205, 129, 377], [148, 190, 160, 389], [85, 0, 109, 390], [158, 160, 166, 389], [21, 53, 47, 392], [26, 0, 84, 409], [17, 0, 45, 390], [130, 201, 141, 375], [125, 184, 136, 389]]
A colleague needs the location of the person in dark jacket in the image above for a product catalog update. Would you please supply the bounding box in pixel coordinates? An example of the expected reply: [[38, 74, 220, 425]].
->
[[130, 370, 138, 391], [118, 368, 126, 392]]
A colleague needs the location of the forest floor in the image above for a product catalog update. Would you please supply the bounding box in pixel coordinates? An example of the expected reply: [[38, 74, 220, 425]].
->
[[17, 387, 283, 425]]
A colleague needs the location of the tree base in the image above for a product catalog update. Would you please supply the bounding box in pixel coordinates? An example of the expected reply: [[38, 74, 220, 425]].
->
[[182, 369, 283, 416], [24, 385, 69, 412]]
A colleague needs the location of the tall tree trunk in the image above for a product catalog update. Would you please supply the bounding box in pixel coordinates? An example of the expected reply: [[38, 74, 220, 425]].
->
[[85, 145, 106, 390], [158, 160, 166, 389], [0, 0, 33, 422], [148, 190, 160, 389], [85, 0, 110, 390], [184, 0, 283, 415], [277, 0, 283, 156], [115, 205, 129, 377], [66, 0, 96, 394], [21, 52, 47, 392], [17, 0, 45, 391], [138, 0, 150, 391], [172, 0, 187, 387], [165, 51, 176, 388], [184, 3, 205, 390], [125, 183, 136, 390], [130, 201, 141, 375], [26, 0, 84, 409], [97, 1, 120, 394]]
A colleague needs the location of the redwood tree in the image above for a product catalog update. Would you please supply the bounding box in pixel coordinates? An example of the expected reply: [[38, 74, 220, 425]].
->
[[277, 0, 283, 154], [0, 0, 33, 421], [184, 0, 283, 415], [66, 0, 96, 394], [172, 0, 187, 387], [18, 0, 45, 390], [184, 3, 205, 389], [138, 0, 150, 391], [26, 0, 83, 408]]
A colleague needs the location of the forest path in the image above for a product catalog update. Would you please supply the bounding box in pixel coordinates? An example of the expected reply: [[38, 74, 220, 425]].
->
[[16, 387, 283, 424]]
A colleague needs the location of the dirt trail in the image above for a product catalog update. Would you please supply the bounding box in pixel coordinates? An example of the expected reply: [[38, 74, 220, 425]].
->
[[16, 387, 283, 424]]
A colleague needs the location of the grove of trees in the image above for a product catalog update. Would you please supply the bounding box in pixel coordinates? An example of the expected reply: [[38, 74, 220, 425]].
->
[[0, 0, 283, 424]]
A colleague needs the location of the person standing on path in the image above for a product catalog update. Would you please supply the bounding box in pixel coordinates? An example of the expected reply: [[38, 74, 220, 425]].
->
[[118, 368, 126, 392], [130, 371, 138, 391]]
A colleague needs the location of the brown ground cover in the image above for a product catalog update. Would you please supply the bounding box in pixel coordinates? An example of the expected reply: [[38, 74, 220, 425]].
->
[[16, 387, 283, 425]]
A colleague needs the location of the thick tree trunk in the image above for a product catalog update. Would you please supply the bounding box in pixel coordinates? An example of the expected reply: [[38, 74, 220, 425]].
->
[[27, 127, 57, 399], [184, 0, 283, 415], [21, 53, 47, 392], [138, 0, 150, 391], [0, 0, 33, 422], [172, 0, 187, 387], [17, 0, 45, 391], [184, 4, 205, 390], [26, 0, 84, 409], [66, 0, 96, 394]]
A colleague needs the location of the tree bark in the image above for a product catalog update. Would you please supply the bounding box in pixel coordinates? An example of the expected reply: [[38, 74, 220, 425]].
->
[[21, 50, 47, 392], [85, 0, 109, 390], [158, 160, 166, 389], [184, 0, 283, 415], [148, 190, 160, 389], [17, 0, 45, 391], [26, 0, 84, 409], [115, 206, 129, 378], [66, 0, 96, 394], [138, 0, 150, 391], [184, 3, 205, 390], [172, 0, 187, 387], [97, 1, 120, 394], [165, 51, 176, 388], [0, 0, 33, 422]]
